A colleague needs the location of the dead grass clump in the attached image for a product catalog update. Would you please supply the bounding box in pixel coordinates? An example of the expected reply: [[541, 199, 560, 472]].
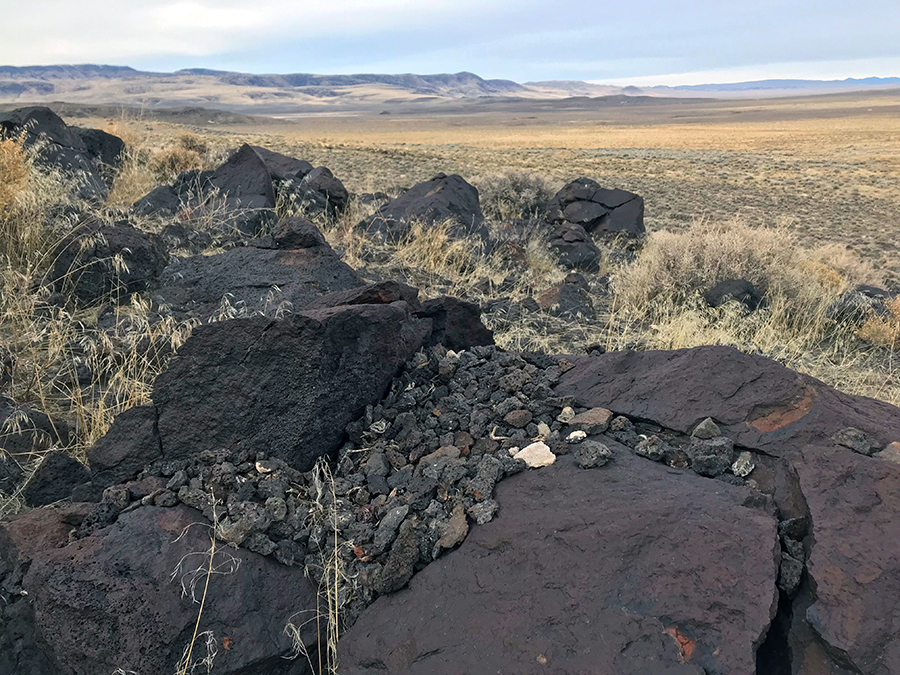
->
[[472, 171, 558, 221], [150, 146, 204, 181], [613, 219, 806, 310], [0, 136, 29, 210], [858, 297, 900, 350]]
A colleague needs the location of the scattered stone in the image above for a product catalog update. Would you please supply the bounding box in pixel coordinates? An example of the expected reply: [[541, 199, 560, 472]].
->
[[692, 417, 721, 439], [731, 451, 756, 477], [569, 407, 613, 434], [688, 436, 735, 477], [566, 430, 587, 444], [573, 440, 612, 469], [467, 499, 499, 524], [436, 504, 469, 550], [634, 435, 668, 462], [514, 442, 556, 468], [831, 426, 880, 456], [503, 409, 532, 428], [876, 441, 900, 464], [556, 406, 576, 423], [537, 279, 595, 319]]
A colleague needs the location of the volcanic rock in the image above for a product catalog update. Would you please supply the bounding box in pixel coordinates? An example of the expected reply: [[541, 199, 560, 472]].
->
[[339, 452, 778, 675], [790, 446, 900, 675], [0, 504, 318, 675], [704, 278, 763, 311], [546, 177, 645, 238], [0, 106, 110, 201], [21, 451, 89, 506], [46, 220, 168, 307], [360, 173, 486, 242], [555, 345, 900, 458], [152, 235, 362, 319], [151, 301, 431, 472]]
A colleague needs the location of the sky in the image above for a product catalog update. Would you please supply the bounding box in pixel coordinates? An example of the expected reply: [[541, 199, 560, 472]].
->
[[0, 0, 898, 85]]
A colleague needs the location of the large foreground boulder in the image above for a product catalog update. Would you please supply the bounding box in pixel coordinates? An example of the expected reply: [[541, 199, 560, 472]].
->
[[359, 173, 486, 242], [0, 504, 317, 675], [0, 107, 113, 202], [546, 177, 645, 238], [554, 346, 900, 458], [340, 450, 779, 674], [789, 446, 900, 675]]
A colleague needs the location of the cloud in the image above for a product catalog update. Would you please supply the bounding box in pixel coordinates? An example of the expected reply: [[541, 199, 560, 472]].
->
[[0, 0, 897, 82]]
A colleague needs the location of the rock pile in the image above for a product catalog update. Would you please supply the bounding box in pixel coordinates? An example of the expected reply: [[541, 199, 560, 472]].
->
[[3, 110, 900, 675], [0, 106, 119, 201]]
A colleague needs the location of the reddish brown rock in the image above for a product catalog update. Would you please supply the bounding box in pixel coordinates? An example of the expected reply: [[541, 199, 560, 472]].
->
[[555, 346, 900, 458], [790, 446, 900, 675], [340, 450, 779, 675], [0, 505, 317, 675]]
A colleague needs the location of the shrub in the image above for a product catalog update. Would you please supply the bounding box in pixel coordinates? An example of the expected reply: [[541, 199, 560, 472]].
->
[[858, 297, 900, 349], [472, 171, 557, 221], [0, 136, 29, 211], [150, 146, 204, 181]]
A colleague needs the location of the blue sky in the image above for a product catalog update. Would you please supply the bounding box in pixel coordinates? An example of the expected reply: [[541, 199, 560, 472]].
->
[[1, 0, 898, 84]]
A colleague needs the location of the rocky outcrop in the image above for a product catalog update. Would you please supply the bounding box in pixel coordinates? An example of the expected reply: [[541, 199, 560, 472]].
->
[[359, 173, 486, 242], [0, 503, 317, 675], [340, 450, 779, 675], [0, 106, 115, 202], [545, 177, 645, 238], [133, 144, 347, 234], [554, 345, 900, 458]]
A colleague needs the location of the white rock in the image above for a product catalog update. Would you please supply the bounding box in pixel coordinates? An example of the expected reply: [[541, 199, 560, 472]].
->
[[508, 446, 520, 457], [732, 451, 756, 477], [566, 430, 587, 444], [514, 442, 556, 468], [536, 422, 551, 439], [556, 406, 576, 423]]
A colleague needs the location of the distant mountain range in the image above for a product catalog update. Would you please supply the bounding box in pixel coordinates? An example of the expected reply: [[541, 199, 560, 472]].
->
[[667, 76, 900, 92], [0, 64, 897, 113]]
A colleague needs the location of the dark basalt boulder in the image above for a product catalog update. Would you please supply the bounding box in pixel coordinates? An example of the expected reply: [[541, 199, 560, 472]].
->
[[0, 106, 113, 202], [340, 450, 779, 675], [251, 216, 328, 250], [790, 446, 900, 675], [0, 396, 70, 457], [249, 145, 313, 181], [0, 504, 318, 675], [87, 405, 161, 489], [554, 345, 900, 459], [151, 238, 363, 320], [46, 220, 168, 307], [21, 451, 89, 506], [705, 278, 764, 310], [547, 222, 601, 272], [537, 273, 595, 319], [826, 284, 895, 326], [158, 222, 214, 254], [416, 296, 494, 352], [72, 126, 125, 185], [149, 300, 432, 472], [546, 177, 645, 238], [133, 145, 344, 234], [359, 173, 487, 242], [301, 166, 349, 213]]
